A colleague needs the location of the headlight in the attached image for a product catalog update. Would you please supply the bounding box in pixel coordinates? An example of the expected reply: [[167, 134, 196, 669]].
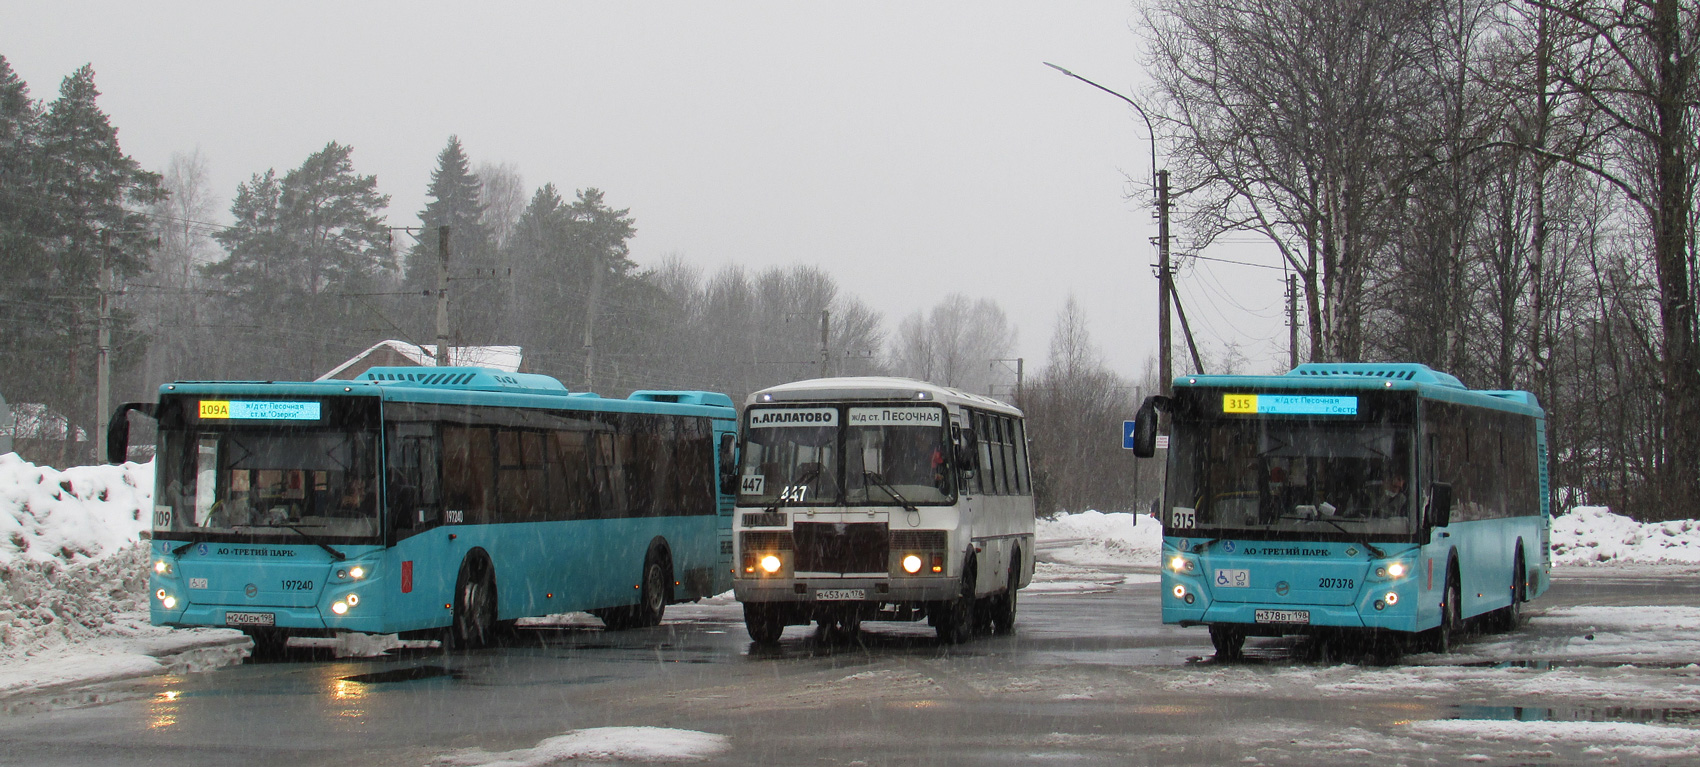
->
[[349, 565, 366, 580], [902, 555, 923, 574], [154, 560, 172, 575], [1169, 555, 1194, 573], [760, 555, 782, 574], [1387, 562, 1407, 578]]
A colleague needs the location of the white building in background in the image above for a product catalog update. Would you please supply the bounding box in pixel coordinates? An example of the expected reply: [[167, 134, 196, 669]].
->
[[316, 340, 524, 381]]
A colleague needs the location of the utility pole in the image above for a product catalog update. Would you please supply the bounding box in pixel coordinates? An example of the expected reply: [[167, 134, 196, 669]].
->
[[1287, 273, 1300, 370], [819, 309, 831, 378], [96, 231, 113, 462], [1157, 169, 1173, 395], [434, 225, 451, 367]]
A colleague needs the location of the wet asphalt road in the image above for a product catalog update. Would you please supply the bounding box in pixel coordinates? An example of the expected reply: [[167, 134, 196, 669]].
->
[[1, 567, 1696, 766]]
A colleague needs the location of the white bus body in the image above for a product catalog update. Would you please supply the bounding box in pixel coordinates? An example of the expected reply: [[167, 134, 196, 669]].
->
[[732, 377, 1036, 643]]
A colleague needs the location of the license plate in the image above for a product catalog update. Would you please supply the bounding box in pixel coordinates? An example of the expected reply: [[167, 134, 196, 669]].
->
[[225, 611, 276, 627], [1255, 609, 1310, 624], [815, 588, 865, 601]]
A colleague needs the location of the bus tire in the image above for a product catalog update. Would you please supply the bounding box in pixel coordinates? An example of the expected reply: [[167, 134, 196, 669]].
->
[[631, 555, 670, 628], [1497, 549, 1526, 632], [991, 552, 1020, 635], [449, 554, 498, 650], [935, 555, 976, 645], [1209, 625, 1245, 661], [244, 628, 290, 661], [744, 602, 785, 644], [1425, 566, 1462, 654]]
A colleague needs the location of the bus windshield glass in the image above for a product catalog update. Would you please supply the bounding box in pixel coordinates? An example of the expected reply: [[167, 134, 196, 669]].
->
[[844, 406, 952, 505], [155, 427, 381, 541], [1167, 419, 1415, 537], [738, 407, 840, 506]]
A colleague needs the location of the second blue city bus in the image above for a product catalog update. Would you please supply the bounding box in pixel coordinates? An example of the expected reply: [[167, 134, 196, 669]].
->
[[109, 366, 739, 657], [1131, 363, 1551, 658]]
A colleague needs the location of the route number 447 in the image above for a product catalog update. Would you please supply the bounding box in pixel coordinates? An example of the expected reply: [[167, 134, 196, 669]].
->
[[779, 485, 809, 503]]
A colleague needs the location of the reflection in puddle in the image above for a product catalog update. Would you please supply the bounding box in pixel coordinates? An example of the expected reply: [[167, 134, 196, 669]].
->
[[1453, 704, 1700, 725], [339, 665, 461, 684], [1463, 659, 1698, 671]]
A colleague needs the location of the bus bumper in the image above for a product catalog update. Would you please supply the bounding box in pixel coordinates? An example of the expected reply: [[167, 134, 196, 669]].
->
[[734, 575, 958, 604], [1163, 594, 1423, 633]]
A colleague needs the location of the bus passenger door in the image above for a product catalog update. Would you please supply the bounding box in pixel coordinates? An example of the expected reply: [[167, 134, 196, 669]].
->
[[713, 424, 737, 594]]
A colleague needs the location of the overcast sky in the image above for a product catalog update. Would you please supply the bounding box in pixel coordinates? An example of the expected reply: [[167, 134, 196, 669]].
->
[[4, 1, 1291, 391]]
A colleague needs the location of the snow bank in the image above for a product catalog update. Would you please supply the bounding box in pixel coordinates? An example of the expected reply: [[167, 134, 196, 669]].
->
[[0, 453, 153, 565], [1035, 505, 1700, 569], [1552, 505, 1700, 566], [435, 726, 731, 765], [1035, 510, 1164, 568]]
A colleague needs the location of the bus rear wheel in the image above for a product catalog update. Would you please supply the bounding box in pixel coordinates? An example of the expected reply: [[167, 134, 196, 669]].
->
[[1209, 625, 1245, 661], [1496, 551, 1526, 632], [991, 555, 1020, 635], [601, 555, 668, 630]]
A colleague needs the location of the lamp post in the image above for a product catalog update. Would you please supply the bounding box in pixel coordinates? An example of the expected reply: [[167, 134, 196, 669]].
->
[[1043, 62, 1174, 397]]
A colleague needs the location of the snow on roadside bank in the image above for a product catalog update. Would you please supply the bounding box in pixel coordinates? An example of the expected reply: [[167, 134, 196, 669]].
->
[[1033, 505, 1700, 569], [1, 453, 153, 565]]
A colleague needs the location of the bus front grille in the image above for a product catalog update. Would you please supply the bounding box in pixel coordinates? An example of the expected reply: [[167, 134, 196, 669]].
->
[[792, 522, 889, 574]]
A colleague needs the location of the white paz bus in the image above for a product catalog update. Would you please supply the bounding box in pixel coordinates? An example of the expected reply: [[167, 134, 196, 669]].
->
[[732, 377, 1036, 643]]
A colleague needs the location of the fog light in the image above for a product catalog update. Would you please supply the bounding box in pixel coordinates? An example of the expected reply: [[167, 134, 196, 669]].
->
[[902, 555, 922, 574], [1172, 585, 1186, 599], [162, 596, 177, 610], [1384, 591, 1398, 606], [331, 601, 348, 615], [349, 565, 366, 579], [760, 555, 782, 574], [346, 593, 359, 607]]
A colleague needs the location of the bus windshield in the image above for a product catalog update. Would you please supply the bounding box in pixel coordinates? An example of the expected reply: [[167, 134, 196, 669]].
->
[[1167, 419, 1415, 537], [737, 404, 953, 507], [155, 427, 381, 541]]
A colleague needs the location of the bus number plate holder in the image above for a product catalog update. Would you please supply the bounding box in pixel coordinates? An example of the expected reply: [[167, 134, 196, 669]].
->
[[816, 589, 865, 601], [1254, 609, 1309, 625], [225, 611, 276, 627]]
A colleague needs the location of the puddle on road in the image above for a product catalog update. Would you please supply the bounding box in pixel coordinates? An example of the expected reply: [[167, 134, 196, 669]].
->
[[1460, 659, 1699, 671], [1453, 704, 1700, 725], [340, 665, 464, 684]]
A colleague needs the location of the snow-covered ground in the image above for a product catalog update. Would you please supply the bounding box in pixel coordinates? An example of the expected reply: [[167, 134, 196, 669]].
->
[[5, 453, 1700, 761]]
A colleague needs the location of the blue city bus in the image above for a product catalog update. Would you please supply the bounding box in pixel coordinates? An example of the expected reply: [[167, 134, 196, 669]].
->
[[1131, 363, 1551, 658], [108, 367, 739, 656]]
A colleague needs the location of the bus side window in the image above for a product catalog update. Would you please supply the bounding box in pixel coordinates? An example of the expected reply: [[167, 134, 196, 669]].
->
[[1010, 419, 1031, 496]]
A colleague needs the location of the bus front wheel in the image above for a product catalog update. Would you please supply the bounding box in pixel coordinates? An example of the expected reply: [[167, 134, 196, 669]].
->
[[744, 602, 785, 644], [1209, 625, 1245, 661], [1425, 569, 1462, 654], [935, 557, 976, 644]]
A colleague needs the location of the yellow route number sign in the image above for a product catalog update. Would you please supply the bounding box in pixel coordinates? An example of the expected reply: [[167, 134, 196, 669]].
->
[[1223, 394, 1258, 413]]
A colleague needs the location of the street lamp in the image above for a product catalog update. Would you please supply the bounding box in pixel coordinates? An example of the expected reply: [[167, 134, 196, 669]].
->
[[1043, 62, 1175, 397]]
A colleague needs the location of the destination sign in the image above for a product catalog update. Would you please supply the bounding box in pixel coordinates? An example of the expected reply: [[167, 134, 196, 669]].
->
[[1222, 394, 1358, 416], [199, 400, 323, 421], [847, 407, 943, 427], [747, 407, 838, 428]]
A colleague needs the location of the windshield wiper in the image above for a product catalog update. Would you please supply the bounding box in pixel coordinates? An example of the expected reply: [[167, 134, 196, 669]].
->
[[241, 523, 347, 561], [1310, 515, 1385, 559], [862, 471, 919, 513]]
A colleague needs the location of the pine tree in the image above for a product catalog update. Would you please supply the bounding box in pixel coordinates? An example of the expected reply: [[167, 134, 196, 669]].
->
[[403, 136, 500, 346], [206, 142, 390, 378], [2, 64, 161, 464]]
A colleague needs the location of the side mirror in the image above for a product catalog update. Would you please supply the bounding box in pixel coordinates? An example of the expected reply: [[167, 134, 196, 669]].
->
[[1429, 482, 1453, 528], [718, 433, 739, 495], [956, 428, 979, 471], [106, 403, 157, 464], [1131, 395, 1172, 458]]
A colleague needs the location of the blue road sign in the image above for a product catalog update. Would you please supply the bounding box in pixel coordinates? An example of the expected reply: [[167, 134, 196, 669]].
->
[[1123, 420, 1137, 449]]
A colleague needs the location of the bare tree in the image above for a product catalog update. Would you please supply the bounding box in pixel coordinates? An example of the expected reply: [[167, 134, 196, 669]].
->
[[476, 161, 525, 251], [889, 294, 1016, 393]]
